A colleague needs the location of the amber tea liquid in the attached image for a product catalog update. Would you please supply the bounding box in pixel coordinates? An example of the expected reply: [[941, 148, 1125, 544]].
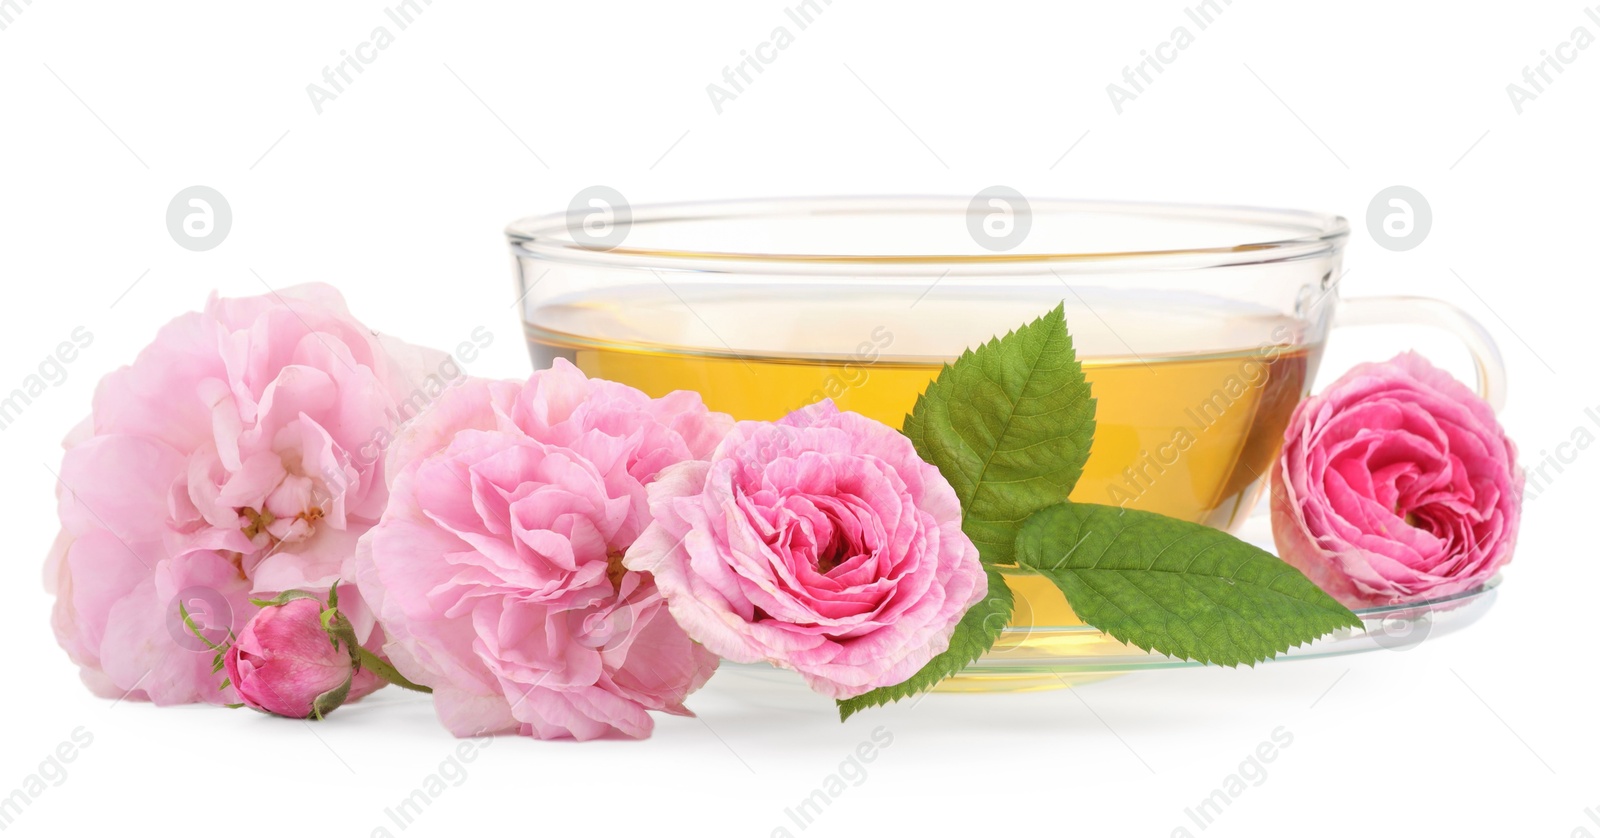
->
[[526, 286, 1318, 631]]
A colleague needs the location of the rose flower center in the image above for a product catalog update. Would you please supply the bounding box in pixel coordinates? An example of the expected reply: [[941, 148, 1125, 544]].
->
[[812, 514, 861, 575], [606, 550, 628, 591]]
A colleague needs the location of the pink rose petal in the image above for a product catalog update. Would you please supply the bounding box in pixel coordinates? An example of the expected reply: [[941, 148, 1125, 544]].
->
[[45, 283, 439, 704], [625, 400, 986, 700], [353, 363, 730, 740]]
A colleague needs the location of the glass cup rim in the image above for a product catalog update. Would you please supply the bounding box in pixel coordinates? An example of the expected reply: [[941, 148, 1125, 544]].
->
[[506, 195, 1350, 276]]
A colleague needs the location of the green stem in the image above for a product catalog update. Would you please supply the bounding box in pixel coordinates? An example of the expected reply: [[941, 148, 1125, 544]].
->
[[357, 647, 432, 693]]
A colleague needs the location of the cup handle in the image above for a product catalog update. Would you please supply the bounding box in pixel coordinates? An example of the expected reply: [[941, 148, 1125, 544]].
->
[[1333, 296, 1507, 411]]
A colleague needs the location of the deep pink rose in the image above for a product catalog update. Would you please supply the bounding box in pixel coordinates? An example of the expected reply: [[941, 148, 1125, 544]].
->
[[45, 284, 446, 704], [625, 401, 986, 700], [1272, 352, 1523, 607], [224, 598, 384, 719], [354, 361, 731, 740]]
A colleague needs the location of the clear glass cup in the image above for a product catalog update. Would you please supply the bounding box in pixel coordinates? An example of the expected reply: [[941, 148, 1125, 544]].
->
[[506, 196, 1506, 686]]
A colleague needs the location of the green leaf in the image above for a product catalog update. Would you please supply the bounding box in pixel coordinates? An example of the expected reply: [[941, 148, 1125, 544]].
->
[[835, 304, 1093, 719], [903, 303, 1095, 565], [836, 566, 1013, 721], [1014, 503, 1362, 666]]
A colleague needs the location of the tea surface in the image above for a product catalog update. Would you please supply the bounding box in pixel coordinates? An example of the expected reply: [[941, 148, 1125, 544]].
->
[[526, 286, 1318, 630]]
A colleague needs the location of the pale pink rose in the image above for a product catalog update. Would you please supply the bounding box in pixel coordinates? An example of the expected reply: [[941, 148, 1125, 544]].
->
[[224, 598, 384, 719], [625, 401, 986, 700], [354, 361, 731, 740], [1272, 352, 1523, 607], [45, 284, 447, 705]]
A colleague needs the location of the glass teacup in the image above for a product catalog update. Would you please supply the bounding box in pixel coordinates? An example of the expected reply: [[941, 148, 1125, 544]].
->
[[506, 197, 1505, 670]]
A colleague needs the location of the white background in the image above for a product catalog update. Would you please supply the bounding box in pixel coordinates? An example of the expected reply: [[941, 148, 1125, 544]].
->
[[2, 1, 1596, 836]]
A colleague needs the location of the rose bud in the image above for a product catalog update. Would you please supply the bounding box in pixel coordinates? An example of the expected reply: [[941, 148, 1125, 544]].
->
[[223, 595, 384, 720], [1271, 352, 1523, 608]]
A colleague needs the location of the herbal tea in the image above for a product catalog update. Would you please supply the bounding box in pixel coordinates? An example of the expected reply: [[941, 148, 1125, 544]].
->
[[526, 286, 1318, 627]]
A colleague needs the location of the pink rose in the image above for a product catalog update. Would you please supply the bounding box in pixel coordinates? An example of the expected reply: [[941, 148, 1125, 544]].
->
[[1272, 352, 1523, 607], [45, 284, 447, 705], [625, 401, 986, 700], [224, 597, 384, 719], [353, 361, 731, 740]]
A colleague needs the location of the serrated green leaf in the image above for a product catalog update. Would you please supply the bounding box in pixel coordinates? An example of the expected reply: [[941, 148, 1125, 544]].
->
[[1014, 503, 1362, 666], [836, 305, 1093, 719], [903, 303, 1095, 565], [837, 566, 1013, 720]]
